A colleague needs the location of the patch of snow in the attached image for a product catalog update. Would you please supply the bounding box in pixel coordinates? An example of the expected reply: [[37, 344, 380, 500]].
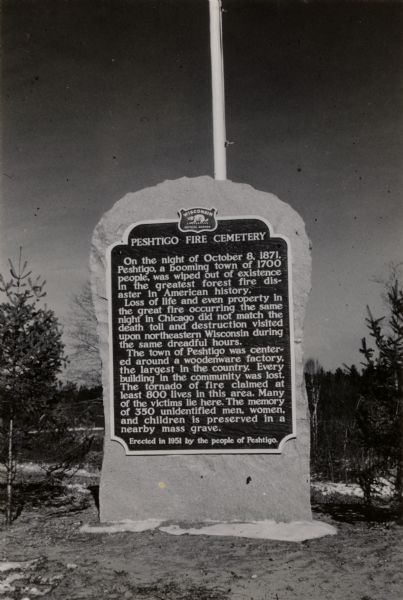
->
[[64, 483, 90, 494], [312, 481, 364, 498], [0, 572, 25, 594], [371, 477, 395, 497], [160, 520, 337, 542], [312, 478, 394, 499], [10, 462, 39, 474], [0, 562, 24, 572], [73, 468, 99, 477], [80, 519, 163, 534], [26, 586, 50, 597], [0, 559, 39, 575], [0, 463, 99, 478]]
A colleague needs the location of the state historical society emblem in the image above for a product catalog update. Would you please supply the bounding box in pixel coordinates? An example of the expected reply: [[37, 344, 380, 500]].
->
[[178, 207, 217, 233]]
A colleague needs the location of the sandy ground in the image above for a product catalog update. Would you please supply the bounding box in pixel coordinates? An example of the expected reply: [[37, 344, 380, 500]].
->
[[0, 486, 402, 600]]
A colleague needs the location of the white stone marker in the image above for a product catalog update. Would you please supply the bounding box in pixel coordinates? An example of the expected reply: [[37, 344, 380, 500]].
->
[[91, 176, 312, 522]]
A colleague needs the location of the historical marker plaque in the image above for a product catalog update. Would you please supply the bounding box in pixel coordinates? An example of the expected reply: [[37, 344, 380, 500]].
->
[[108, 211, 295, 454]]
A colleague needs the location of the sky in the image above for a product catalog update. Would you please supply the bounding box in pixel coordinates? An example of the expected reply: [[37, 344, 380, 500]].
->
[[1, 0, 402, 371]]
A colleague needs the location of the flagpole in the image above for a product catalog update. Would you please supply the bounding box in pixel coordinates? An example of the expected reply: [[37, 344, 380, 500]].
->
[[209, 0, 227, 181]]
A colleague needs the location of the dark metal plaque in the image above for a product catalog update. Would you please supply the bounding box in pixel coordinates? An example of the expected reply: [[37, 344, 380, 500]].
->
[[108, 213, 295, 454]]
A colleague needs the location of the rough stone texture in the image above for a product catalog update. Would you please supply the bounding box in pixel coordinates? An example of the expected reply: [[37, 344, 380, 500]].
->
[[90, 176, 312, 523]]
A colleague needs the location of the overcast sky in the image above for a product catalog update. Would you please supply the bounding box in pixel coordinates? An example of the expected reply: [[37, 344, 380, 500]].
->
[[1, 0, 402, 371]]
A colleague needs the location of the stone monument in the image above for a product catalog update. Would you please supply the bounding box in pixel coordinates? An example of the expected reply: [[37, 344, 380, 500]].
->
[[91, 176, 312, 523]]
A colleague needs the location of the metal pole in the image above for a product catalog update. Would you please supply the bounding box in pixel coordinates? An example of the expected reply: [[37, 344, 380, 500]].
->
[[209, 0, 227, 180]]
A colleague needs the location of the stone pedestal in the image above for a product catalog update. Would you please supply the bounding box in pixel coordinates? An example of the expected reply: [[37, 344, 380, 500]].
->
[[90, 176, 312, 523]]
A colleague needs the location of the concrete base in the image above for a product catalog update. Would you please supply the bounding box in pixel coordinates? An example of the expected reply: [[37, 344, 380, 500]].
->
[[100, 446, 311, 522], [81, 519, 337, 542]]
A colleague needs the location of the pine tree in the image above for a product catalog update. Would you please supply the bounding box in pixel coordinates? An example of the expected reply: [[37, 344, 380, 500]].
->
[[0, 252, 66, 524], [358, 281, 403, 518]]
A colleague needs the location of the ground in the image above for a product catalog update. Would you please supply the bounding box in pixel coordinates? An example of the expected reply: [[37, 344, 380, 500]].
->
[[0, 479, 402, 600]]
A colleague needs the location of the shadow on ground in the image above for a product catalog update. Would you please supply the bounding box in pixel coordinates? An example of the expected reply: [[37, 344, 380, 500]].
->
[[312, 502, 398, 524]]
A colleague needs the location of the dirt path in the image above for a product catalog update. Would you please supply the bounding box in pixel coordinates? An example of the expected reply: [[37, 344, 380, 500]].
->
[[1, 498, 402, 600]]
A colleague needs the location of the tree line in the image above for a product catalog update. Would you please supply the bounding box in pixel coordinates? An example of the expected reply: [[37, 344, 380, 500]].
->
[[0, 253, 402, 524]]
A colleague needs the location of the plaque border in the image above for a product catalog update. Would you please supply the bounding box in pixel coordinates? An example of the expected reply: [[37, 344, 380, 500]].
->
[[106, 215, 296, 455]]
